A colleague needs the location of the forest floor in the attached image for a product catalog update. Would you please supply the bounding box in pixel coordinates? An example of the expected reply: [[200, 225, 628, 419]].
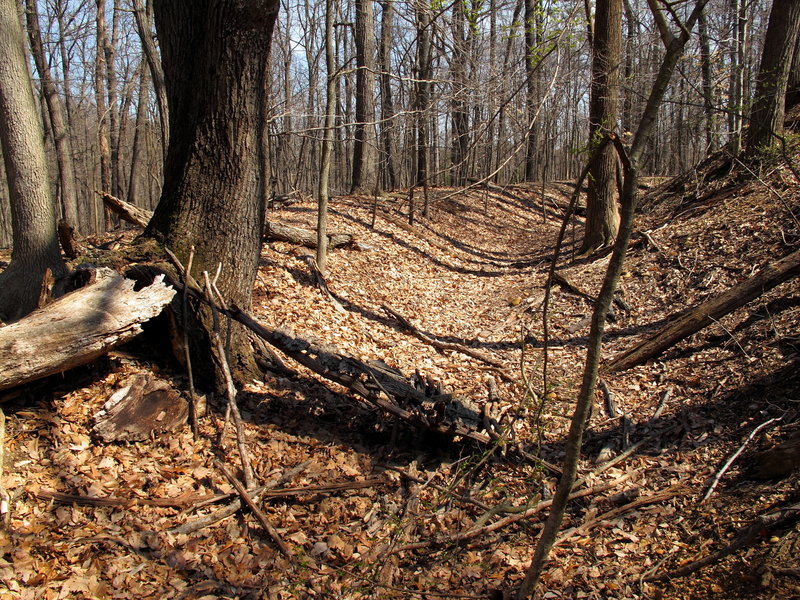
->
[[0, 153, 799, 600]]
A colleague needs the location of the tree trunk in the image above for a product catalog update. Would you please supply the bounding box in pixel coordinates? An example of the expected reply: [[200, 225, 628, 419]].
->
[[24, 0, 79, 230], [413, 2, 431, 216], [581, 0, 622, 254], [95, 0, 112, 230], [351, 0, 378, 194], [0, 0, 67, 323], [746, 0, 800, 151], [378, 0, 397, 190], [143, 0, 280, 389], [450, 0, 470, 186], [317, 0, 335, 274], [132, 0, 168, 160]]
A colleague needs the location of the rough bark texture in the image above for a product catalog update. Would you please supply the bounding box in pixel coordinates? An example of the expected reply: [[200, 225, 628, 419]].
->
[[0, 271, 175, 392], [351, 0, 378, 194], [144, 0, 279, 389], [0, 0, 67, 323], [581, 0, 622, 253], [747, 0, 800, 150]]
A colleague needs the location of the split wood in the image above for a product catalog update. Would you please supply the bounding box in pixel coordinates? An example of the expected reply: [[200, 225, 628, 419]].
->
[[215, 459, 291, 557]]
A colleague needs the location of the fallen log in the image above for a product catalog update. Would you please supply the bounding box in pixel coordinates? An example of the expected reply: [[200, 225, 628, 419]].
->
[[97, 190, 152, 228], [604, 248, 800, 372], [0, 270, 175, 392], [264, 221, 353, 249]]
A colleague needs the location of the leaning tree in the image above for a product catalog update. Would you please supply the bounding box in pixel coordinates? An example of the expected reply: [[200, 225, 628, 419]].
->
[[142, 0, 280, 389]]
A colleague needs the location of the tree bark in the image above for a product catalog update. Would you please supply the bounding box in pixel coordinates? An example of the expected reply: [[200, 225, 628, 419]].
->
[[746, 0, 800, 151], [351, 0, 378, 194], [0, 0, 67, 323], [24, 0, 79, 230], [378, 0, 397, 190], [581, 0, 622, 253], [0, 272, 175, 392], [143, 0, 280, 389]]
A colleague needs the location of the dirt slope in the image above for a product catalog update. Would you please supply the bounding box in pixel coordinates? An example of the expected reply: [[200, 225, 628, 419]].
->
[[0, 156, 798, 599]]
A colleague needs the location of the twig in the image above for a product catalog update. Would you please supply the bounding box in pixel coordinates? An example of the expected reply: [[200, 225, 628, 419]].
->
[[387, 471, 633, 556], [202, 271, 254, 490], [645, 501, 800, 582], [701, 416, 780, 502], [0, 409, 9, 527], [652, 387, 672, 420], [172, 461, 311, 535], [555, 481, 687, 546], [215, 459, 291, 557], [599, 379, 619, 418]]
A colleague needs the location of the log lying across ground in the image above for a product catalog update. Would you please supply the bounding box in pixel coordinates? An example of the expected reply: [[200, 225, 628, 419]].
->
[[264, 221, 353, 249], [605, 248, 800, 373], [0, 271, 175, 392], [99, 190, 354, 250]]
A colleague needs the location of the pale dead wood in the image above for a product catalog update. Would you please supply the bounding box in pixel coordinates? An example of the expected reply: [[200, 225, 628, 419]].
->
[[0, 271, 175, 392], [97, 190, 152, 228], [701, 416, 781, 502], [605, 248, 800, 373], [645, 501, 800, 582]]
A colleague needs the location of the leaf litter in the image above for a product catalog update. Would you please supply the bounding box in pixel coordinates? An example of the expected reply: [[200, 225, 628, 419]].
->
[[0, 158, 799, 599]]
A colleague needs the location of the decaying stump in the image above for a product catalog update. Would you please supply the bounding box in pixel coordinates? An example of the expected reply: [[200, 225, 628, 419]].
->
[[93, 373, 188, 441], [0, 270, 175, 392]]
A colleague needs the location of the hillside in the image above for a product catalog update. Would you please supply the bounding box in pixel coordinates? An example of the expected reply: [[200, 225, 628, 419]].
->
[[0, 157, 798, 600]]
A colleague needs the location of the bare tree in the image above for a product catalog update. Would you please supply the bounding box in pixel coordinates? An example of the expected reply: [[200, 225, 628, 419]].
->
[[747, 0, 800, 151], [581, 0, 623, 254], [351, 0, 378, 194]]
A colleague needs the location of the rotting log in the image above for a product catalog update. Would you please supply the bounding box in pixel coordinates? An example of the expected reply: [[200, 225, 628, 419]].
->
[[97, 190, 152, 228], [264, 221, 353, 249], [0, 271, 175, 392], [93, 373, 188, 441], [605, 248, 800, 372]]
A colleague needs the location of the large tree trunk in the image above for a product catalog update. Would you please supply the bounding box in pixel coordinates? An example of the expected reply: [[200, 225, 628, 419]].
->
[[143, 0, 280, 389], [350, 0, 378, 194], [0, 0, 67, 323], [581, 0, 622, 254], [746, 0, 800, 151]]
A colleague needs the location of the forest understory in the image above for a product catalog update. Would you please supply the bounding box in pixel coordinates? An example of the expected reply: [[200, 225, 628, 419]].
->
[[0, 155, 799, 600]]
